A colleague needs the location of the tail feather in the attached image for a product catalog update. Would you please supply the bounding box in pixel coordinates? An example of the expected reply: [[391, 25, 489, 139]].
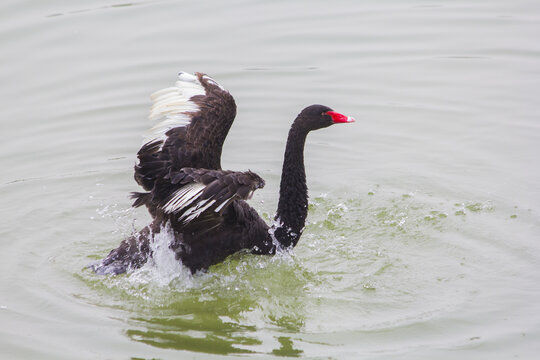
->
[[130, 192, 151, 208]]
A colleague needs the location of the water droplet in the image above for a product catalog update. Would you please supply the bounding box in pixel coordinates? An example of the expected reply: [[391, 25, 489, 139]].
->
[[362, 283, 376, 290]]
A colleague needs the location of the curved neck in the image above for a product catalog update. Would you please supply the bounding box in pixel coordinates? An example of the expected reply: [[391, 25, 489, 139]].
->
[[273, 120, 309, 248]]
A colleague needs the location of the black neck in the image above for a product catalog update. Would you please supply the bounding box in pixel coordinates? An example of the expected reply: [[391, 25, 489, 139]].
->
[[273, 120, 309, 248]]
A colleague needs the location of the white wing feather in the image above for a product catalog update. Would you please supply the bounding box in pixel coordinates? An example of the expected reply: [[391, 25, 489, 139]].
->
[[162, 183, 205, 214], [145, 72, 206, 146]]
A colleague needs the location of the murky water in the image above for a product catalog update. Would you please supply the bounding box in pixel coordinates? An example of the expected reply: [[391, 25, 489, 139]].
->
[[1, 0, 539, 359]]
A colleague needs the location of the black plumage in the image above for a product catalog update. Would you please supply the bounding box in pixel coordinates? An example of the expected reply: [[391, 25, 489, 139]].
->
[[91, 72, 354, 275]]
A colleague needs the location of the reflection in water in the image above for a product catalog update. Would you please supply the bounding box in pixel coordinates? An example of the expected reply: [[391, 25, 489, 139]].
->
[[127, 319, 258, 354], [126, 296, 260, 354], [2, 0, 539, 357], [85, 191, 514, 357], [115, 252, 309, 355], [111, 191, 458, 355], [272, 336, 303, 357]]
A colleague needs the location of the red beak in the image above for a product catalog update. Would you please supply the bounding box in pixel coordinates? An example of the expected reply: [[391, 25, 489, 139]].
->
[[326, 111, 355, 124]]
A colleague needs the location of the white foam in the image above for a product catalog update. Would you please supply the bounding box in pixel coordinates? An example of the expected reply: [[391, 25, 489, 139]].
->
[[128, 222, 193, 288], [268, 217, 284, 250]]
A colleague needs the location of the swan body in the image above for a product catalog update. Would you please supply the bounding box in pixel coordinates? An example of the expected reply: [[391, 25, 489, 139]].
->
[[92, 72, 354, 275]]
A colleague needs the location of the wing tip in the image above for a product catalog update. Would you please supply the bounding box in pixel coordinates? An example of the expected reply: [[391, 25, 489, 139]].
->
[[177, 71, 199, 83], [144, 71, 207, 144], [177, 71, 229, 92]]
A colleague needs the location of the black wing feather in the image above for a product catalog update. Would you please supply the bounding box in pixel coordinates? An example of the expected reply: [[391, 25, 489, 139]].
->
[[150, 168, 264, 230], [133, 72, 237, 214]]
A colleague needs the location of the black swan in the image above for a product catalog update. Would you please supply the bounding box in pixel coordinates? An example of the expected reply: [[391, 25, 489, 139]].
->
[[92, 72, 354, 275]]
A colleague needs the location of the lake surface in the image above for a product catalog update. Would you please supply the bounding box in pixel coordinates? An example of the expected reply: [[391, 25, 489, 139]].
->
[[1, 0, 539, 359]]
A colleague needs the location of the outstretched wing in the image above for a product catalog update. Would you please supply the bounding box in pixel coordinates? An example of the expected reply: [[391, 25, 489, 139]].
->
[[134, 72, 236, 192], [137, 168, 265, 232]]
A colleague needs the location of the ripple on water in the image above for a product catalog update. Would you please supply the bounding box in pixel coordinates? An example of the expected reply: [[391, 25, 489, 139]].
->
[[300, 190, 501, 333], [71, 185, 522, 356]]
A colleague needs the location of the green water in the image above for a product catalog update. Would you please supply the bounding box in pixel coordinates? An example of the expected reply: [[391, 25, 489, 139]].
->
[[1, 0, 539, 359]]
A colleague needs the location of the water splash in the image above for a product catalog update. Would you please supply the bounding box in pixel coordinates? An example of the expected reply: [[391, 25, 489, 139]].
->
[[128, 223, 194, 290], [96, 203, 137, 238], [81, 186, 513, 353]]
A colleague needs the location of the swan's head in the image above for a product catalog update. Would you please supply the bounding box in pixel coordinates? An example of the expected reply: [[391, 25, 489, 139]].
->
[[298, 104, 355, 131]]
